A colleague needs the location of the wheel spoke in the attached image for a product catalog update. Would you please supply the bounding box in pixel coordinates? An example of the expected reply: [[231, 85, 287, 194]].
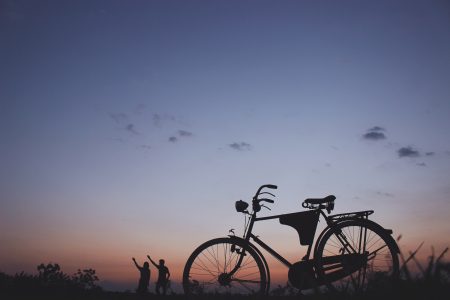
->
[[200, 251, 220, 274], [235, 279, 254, 293], [368, 244, 388, 259], [183, 238, 266, 295], [316, 220, 399, 294], [233, 278, 261, 284]]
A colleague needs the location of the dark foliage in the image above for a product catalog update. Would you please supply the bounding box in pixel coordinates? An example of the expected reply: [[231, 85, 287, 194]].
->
[[0, 262, 101, 299], [1, 249, 450, 300]]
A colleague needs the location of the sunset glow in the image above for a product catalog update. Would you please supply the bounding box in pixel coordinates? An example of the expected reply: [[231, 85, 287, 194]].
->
[[1, 0, 450, 292]]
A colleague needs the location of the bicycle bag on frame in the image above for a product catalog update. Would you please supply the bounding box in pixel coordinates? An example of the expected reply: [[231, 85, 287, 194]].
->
[[279, 210, 320, 246]]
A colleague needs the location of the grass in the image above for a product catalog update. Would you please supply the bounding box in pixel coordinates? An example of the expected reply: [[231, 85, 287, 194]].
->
[[1, 240, 449, 300]]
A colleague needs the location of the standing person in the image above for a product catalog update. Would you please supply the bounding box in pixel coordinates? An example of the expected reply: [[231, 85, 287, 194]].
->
[[147, 255, 170, 295], [132, 257, 151, 294]]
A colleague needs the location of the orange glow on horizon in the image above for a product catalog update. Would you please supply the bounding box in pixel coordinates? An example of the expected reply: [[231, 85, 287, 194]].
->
[[2, 234, 446, 291]]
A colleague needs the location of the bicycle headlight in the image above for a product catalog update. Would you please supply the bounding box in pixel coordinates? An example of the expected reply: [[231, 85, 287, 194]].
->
[[235, 200, 249, 213]]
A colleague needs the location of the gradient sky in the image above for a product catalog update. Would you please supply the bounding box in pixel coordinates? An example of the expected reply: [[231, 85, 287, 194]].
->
[[1, 0, 450, 291]]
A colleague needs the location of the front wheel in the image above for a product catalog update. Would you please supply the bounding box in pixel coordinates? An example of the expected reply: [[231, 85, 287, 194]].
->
[[314, 219, 399, 294], [183, 237, 267, 295]]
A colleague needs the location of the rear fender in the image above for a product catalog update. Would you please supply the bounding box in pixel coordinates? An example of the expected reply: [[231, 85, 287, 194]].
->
[[314, 218, 400, 255], [359, 219, 400, 254]]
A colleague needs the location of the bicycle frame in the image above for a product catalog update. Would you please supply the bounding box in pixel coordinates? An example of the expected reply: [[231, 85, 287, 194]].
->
[[183, 185, 401, 295], [228, 207, 375, 277]]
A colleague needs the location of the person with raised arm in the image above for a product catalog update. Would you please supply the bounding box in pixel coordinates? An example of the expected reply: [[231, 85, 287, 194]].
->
[[147, 255, 170, 295], [132, 257, 150, 294]]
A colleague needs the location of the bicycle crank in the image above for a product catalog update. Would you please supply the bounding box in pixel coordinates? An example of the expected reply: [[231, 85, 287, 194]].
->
[[288, 260, 318, 290]]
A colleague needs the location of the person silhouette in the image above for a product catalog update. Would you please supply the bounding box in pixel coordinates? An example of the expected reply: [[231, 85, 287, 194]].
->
[[147, 255, 170, 295], [132, 257, 150, 294]]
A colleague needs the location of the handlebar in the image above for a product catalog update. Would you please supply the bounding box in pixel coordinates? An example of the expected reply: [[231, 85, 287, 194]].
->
[[253, 184, 277, 199], [259, 191, 276, 197], [258, 198, 274, 203], [251, 184, 277, 213]]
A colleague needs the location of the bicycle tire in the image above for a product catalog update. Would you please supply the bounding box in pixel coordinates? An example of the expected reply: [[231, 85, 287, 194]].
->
[[228, 236, 271, 294], [314, 219, 399, 293], [183, 237, 267, 295]]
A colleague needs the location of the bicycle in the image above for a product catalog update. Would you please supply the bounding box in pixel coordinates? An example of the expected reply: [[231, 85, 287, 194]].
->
[[183, 184, 400, 295]]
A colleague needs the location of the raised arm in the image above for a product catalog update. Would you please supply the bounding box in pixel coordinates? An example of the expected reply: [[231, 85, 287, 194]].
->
[[132, 257, 141, 270], [147, 255, 158, 268]]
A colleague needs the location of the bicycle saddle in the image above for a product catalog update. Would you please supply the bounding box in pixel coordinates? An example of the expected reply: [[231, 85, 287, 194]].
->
[[304, 195, 336, 205]]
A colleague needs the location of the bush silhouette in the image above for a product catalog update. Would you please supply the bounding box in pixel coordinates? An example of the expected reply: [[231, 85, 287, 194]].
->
[[71, 268, 100, 290], [0, 248, 449, 300], [0, 262, 101, 298]]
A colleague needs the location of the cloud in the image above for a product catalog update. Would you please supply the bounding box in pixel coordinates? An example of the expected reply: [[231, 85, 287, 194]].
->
[[363, 131, 386, 140], [416, 162, 426, 167], [178, 130, 193, 137], [362, 126, 387, 140], [139, 145, 151, 150], [167, 130, 193, 143], [125, 123, 139, 135], [152, 114, 162, 127], [153, 113, 176, 127], [397, 146, 420, 158], [229, 142, 252, 151], [368, 126, 385, 132], [425, 152, 435, 156], [375, 191, 394, 197], [110, 113, 128, 124]]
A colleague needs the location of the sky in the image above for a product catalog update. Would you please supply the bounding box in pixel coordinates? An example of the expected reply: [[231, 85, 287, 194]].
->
[[1, 0, 450, 291]]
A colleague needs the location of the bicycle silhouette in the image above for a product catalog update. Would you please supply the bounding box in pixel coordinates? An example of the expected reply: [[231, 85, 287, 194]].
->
[[183, 184, 400, 295]]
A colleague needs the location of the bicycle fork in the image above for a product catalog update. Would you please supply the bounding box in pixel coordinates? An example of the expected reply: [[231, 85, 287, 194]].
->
[[226, 244, 248, 279]]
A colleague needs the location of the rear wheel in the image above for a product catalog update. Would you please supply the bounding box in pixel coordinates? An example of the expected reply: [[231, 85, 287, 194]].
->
[[183, 237, 267, 295], [314, 219, 399, 294]]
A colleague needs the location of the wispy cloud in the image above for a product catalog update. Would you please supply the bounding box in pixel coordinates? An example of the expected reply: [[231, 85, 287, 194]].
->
[[109, 107, 192, 150], [363, 131, 386, 140], [153, 113, 176, 128], [167, 130, 193, 143], [229, 142, 252, 151], [368, 126, 385, 132], [375, 191, 394, 197], [110, 113, 128, 124], [416, 162, 426, 167], [362, 126, 386, 140], [125, 123, 139, 135], [138, 145, 151, 150], [398, 146, 420, 158], [425, 152, 435, 156], [178, 130, 193, 137]]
